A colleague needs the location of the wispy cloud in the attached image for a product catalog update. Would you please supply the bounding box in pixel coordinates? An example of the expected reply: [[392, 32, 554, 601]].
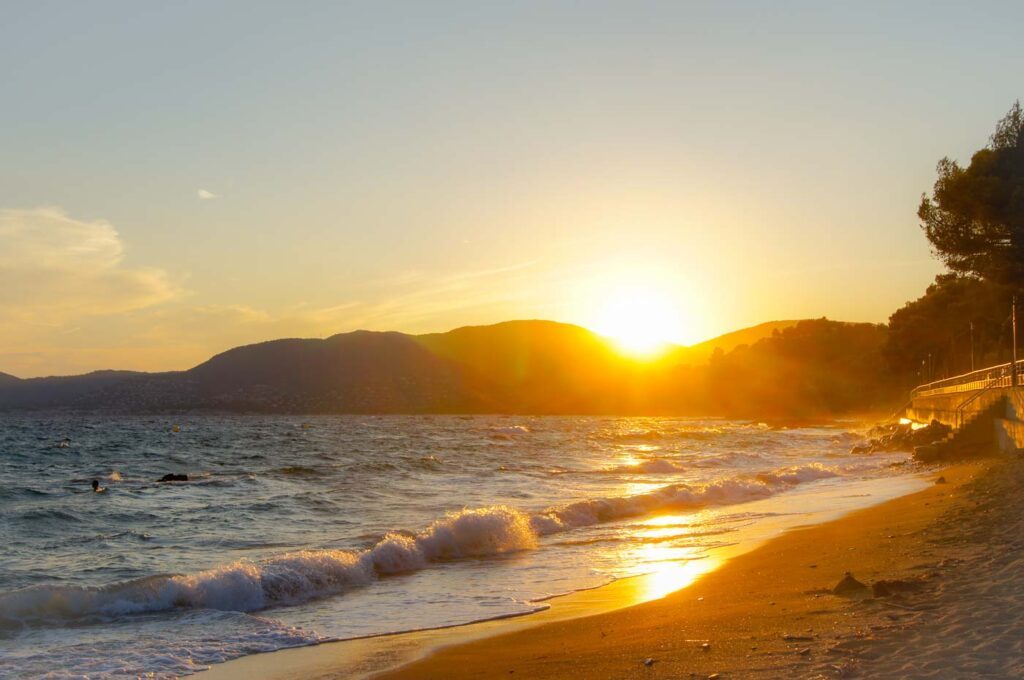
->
[[197, 189, 218, 200], [0, 229, 548, 376], [0, 208, 179, 323]]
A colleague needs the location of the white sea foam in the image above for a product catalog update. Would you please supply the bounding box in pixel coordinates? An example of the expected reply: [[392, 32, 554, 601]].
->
[[0, 465, 838, 628], [531, 464, 839, 534], [489, 425, 531, 438], [2, 610, 324, 679]]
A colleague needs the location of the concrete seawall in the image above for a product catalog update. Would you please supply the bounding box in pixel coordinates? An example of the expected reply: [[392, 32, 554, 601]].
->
[[907, 387, 1024, 453], [905, 390, 1007, 425]]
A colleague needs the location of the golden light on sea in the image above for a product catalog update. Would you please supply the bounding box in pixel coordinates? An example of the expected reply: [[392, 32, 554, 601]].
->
[[641, 553, 718, 600], [622, 514, 722, 601]]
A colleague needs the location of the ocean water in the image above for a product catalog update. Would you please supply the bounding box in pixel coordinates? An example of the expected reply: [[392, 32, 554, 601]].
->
[[0, 415, 914, 678]]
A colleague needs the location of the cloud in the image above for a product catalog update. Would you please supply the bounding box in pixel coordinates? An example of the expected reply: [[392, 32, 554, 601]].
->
[[0, 224, 546, 377], [197, 189, 218, 200], [0, 207, 179, 325]]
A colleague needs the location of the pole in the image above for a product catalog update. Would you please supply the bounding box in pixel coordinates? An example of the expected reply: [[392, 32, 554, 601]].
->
[[970, 321, 975, 372], [1013, 296, 1018, 387]]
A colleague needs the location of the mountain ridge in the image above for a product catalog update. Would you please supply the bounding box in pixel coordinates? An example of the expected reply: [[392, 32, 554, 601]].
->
[[0, 318, 855, 414]]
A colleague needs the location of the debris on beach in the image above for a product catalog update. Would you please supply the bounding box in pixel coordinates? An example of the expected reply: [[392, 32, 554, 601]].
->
[[832, 572, 869, 596]]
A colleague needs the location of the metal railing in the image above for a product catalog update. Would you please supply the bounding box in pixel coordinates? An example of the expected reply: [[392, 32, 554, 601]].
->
[[911, 361, 1023, 398], [954, 379, 1002, 428]]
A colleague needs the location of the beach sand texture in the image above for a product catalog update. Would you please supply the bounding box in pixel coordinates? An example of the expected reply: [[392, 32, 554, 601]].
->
[[369, 458, 1018, 679]]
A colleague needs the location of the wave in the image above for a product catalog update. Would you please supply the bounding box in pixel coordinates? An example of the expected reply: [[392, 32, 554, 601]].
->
[[0, 506, 535, 629], [0, 464, 838, 629], [530, 464, 839, 534], [488, 425, 531, 439], [603, 458, 686, 474], [603, 426, 724, 442], [273, 465, 323, 477]]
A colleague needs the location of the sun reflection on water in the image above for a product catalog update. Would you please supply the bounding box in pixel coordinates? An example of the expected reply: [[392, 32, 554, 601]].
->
[[641, 555, 720, 600], [615, 513, 725, 601]]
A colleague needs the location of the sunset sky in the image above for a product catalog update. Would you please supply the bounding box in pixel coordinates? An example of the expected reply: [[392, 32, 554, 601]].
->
[[2, 1, 1022, 377]]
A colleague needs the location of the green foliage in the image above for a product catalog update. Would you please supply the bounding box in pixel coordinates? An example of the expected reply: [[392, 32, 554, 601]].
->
[[884, 274, 1012, 386], [693, 319, 892, 417], [919, 101, 1024, 285]]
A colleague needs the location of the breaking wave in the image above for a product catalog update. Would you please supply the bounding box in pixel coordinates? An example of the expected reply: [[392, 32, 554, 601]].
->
[[603, 458, 687, 474], [0, 464, 838, 629]]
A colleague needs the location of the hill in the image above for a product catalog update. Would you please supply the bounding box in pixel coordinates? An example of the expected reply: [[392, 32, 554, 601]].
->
[[676, 320, 800, 364], [0, 318, 884, 415]]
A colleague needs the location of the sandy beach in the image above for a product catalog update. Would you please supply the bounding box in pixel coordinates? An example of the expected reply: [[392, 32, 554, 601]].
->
[[372, 459, 1008, 679], [200, 453, 1024, 680]]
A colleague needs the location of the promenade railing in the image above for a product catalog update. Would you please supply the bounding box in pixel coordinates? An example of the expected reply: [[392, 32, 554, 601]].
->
[[911, 361, 1024, 398]]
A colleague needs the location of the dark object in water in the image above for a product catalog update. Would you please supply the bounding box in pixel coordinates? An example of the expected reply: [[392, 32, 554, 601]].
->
[[853, 420, 951, 455], [91, 479, 107, 493], [158, 473, 189, 482], [935, 476, 947, 484], [832, 571, 869, 596]]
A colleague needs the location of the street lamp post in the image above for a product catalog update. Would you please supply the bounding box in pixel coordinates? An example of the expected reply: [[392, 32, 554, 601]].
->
[[1013, 296, 1019, 387]]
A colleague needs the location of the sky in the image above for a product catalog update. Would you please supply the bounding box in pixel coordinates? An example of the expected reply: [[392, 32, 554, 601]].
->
[[1, 1, 1021, 377]]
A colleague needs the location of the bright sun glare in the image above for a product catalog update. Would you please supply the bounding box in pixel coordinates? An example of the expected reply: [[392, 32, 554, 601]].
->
[[592, 284, 686, 357]]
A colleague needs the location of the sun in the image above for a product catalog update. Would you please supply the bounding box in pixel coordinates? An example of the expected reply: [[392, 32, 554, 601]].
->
[[591, 284, 686, 357]]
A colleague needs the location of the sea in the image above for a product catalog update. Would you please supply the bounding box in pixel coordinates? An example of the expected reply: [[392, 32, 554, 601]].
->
[[0, 415, 921, 678]]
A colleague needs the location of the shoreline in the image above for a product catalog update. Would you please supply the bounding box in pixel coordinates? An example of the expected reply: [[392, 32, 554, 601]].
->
[[374, 458, 996, 679], [202, 469, 936, 680]]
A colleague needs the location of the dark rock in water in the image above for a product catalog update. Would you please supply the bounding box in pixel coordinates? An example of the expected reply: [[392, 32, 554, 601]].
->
[[856, 420, 952, 455], [158, 473, 189, 482], [832, 572, 869, 596]]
